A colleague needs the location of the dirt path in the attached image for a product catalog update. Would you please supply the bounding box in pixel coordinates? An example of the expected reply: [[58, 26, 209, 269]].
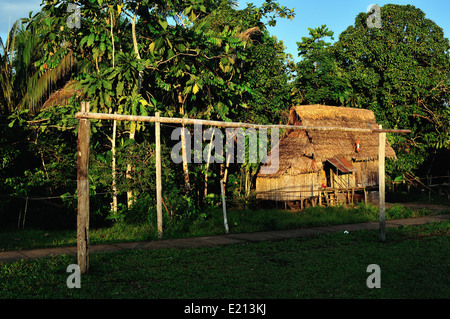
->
[[1, 213, 449, 263]]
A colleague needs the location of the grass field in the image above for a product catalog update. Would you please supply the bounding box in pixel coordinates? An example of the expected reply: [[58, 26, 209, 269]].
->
[[0, 203, 440, 252], [1, 203, 448, 302], [1, 221, 449, 299]]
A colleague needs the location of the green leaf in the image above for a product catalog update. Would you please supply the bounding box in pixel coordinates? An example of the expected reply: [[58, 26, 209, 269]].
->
[[79, 36, 89, 48], [159, 19, 168, 30], [184, 6, 193, 15], [87, 33, 95, 47], [102, 79, 112, 91], [149, 41, 155, 54], [104, 92, 111, 108], [116, 81, 124, 96], [140, 103, 148, 116], [189, 11, 197, 22], [167, 49, 175, 60]]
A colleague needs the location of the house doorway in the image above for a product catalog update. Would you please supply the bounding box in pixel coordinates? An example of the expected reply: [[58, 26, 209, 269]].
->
[[324, 157, 357, 189]]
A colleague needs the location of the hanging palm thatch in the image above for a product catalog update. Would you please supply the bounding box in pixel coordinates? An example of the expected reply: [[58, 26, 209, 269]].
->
[[237, 26, 260, 41], [41, 80, 83, 109], [256, 105, 396, 202]]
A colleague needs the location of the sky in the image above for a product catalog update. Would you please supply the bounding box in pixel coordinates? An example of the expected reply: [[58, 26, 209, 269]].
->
[[238, 0, 450, 61], [1, 0, 450, 62], [0, 0, 42, 43]]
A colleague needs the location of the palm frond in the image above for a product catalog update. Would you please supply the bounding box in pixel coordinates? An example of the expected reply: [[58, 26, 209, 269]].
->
[[21, 49, 76, 113], [0, 20, 21, 113]]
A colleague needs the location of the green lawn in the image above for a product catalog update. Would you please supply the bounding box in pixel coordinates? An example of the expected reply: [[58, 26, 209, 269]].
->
[[0, 203, 440, 252], [1, 221, 449, 299]]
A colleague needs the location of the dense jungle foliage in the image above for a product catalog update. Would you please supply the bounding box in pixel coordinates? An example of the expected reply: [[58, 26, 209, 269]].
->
[[0, 1, 449, 230]]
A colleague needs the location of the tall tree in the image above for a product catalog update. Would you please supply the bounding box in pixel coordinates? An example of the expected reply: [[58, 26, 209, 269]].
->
[[334, 4, 450, 175], [292, 25, 349, 105], [35, 0, 294, 213], [293, 5, 450, 176]]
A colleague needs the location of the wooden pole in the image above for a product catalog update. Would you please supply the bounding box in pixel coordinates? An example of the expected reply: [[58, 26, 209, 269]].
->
[[220, 180, 229, 234], [204, 129, 215, 198], [77, 102, 91, 274], [155, 112, 163, 239], [22, 196, 28, 229], [318, 189, 322, 206], [378, 124, 386, 241], [75, 112, 411, 134], [74, 111, 410, 243]]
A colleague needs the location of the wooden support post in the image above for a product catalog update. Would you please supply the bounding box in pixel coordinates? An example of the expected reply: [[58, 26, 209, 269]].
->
[[319, 189, 322, 206], [428, 175, 432, 202], [77, 102, 91, 274], [379, 124, 386, 241], [220, 180, 229, 234], [155, 112, 163, 239], [334, 189, 337, 206], [22, 196, 28, 229]]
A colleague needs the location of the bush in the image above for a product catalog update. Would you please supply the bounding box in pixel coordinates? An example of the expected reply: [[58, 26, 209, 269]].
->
[[386, 204, 413, 219]]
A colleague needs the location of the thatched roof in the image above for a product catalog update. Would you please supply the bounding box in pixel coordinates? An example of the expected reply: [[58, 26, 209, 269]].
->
[[258, 105, 396, 178], [42, 80, 83, 109]]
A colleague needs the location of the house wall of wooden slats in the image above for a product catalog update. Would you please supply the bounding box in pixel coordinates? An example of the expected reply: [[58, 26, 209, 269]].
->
[[256, 161, 379, 201], [256, 172, 322, 201], [353, 160, 379, 187]]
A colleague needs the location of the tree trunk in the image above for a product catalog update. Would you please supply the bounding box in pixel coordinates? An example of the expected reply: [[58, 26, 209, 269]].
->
[[223, 151, 232, 190], [132, 12, 143, 89], [126, 11, 141, 208], [178, 91, 190, 193], [204, 129, 215, 198], [244, 168, 249, 197], [181, 125, 191, 193], [109, 10, 118, 216], [111, 116, 118, 216], [126, 127, 135, 208]]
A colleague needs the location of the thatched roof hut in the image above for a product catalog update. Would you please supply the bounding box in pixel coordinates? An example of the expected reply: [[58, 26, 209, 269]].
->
[[256, 105, 396, 204]]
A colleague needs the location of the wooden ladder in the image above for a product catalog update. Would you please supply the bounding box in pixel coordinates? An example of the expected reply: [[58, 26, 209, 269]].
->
[[321, 190, 336, 206]]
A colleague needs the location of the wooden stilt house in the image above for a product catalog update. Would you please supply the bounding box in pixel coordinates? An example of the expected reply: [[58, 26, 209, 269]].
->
[[256, 105, 396, 208]]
